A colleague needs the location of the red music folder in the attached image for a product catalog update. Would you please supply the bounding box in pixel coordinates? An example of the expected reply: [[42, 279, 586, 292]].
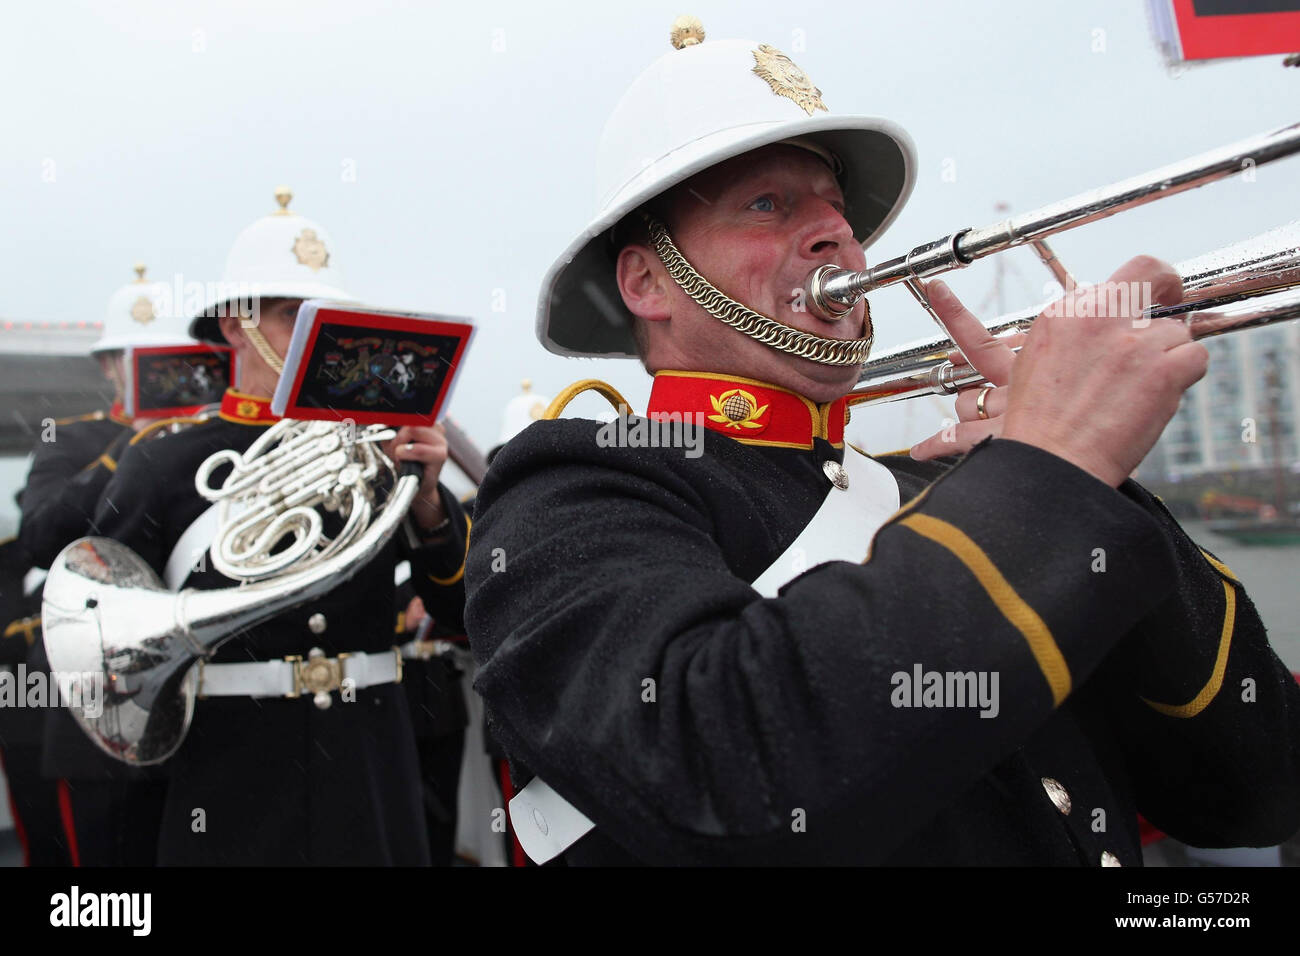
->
[[270, 300, 475, 427]]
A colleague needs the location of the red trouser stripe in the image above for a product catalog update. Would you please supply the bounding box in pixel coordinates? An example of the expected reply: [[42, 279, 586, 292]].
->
[[55, 779, 80, 867], [0, 748, 31, 867], [497, 760, 527, 868]]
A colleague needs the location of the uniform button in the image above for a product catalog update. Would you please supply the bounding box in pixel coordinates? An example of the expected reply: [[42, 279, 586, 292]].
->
[[1101, 851, 1122, 867], [308, 613, 327, 634], [822, 460, 849, 490], [1041, 776, 1071, 815]]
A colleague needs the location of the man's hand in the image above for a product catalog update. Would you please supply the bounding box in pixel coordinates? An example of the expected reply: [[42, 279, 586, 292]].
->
[[910, 258, 1208, 487], [387, 423, 450, 532], [403, 595, 428, 634]]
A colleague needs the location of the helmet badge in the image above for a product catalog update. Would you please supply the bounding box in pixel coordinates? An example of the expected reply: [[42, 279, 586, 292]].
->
[[751, 44, 827, 116], [292, 228, 330, 272], [130, 296, 156, 325]]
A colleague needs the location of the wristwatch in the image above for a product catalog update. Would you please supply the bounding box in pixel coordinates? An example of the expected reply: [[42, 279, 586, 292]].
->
[[403, 514, 453, 550]]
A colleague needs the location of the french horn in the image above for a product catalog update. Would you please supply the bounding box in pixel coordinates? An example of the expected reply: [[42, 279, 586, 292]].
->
[[41, 419, 420, 765]]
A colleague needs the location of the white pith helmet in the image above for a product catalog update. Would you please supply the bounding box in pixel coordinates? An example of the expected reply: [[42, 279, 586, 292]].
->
[[91, 264, 195, 354], [496, 379, 553, 447], [536, 15, 917, 360], [189, 186, 353, 344]]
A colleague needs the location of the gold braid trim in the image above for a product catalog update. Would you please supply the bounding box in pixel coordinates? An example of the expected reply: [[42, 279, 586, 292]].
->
[[544, 380, 634, 420], [643, 215, 873, 368]]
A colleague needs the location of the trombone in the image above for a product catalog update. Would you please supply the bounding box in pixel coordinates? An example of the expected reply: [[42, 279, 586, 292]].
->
[[797, 122, 1300, 406]]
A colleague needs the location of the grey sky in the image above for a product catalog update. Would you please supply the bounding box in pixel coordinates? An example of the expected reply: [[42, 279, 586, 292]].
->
[[1, 0, 1295, 452]]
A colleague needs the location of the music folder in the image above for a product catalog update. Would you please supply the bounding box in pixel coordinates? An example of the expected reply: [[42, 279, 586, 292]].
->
[[123, 344, 237, 419], [270, 300, 476, 426]]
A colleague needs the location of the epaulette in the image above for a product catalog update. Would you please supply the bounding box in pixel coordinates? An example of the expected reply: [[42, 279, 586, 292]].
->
[[76, 428, 136, 475], [3, 615, 41, 647], [544, 379, 634, 420], [128, 413, 213, 446], [53, 409, 108, 426]]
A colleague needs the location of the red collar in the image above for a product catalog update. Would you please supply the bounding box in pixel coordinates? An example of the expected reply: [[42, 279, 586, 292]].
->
[[108, 401, 131, 426], [218, 389, 279, 425], [646, 371, 849, 449]]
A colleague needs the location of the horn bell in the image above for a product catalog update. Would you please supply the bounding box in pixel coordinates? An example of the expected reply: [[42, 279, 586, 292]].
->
[[41, 537, 201, 766]]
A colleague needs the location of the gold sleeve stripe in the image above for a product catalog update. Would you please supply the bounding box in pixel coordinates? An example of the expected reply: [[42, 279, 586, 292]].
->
[[429, 564, 465, 586], [1199, 549, 1240, 584], [98, 453, 117, 472], [429, 515, 472, 587], [900, 513, 1071, 706], [1141, 579, 1235, 719], [544, 379, 634, 420]]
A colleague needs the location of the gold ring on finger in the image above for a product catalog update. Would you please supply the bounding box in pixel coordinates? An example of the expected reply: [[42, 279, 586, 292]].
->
[[976, 385, 996, 421]]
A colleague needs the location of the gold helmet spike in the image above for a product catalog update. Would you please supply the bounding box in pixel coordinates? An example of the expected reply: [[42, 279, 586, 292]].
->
[[670, 15, 705, 50], [133, 262, 147, 282]]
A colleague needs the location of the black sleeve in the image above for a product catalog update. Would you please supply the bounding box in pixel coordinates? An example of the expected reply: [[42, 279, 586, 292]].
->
[[405, 484, 469, 633], [0, 538, 34, 666], [91, 438, 179, 576], [466, 430, 1185, 864], [19, 429, 127, 568], [1094, 481, 1300, 847]]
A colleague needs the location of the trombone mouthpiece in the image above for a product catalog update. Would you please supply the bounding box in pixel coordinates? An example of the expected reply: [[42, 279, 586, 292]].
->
[[805, 264, 859, 320]]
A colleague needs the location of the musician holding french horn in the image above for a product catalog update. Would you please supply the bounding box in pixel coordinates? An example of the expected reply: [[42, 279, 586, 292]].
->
[[464, 18, 1300, 865], [79, 191, 473, 865]]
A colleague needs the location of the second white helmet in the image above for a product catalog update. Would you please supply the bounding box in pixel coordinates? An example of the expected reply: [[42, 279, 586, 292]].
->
[[189, 186, 353, 343], [91, 264, 195, 354]]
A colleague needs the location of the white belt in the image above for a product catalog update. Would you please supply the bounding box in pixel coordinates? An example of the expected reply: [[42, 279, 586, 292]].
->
[[399, 637, 456, 660], [197, 647, 403, 708], [165, 504, 220, 590]]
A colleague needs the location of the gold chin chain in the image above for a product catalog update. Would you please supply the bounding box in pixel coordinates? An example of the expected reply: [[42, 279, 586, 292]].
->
[[643, 214, 873, 367]]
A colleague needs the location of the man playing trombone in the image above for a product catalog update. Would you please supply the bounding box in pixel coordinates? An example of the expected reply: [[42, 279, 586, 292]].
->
[[464, 17, 1300, 865]]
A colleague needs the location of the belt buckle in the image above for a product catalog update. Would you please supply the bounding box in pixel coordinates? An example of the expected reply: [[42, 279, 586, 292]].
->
[[289, 647, 342, 709]]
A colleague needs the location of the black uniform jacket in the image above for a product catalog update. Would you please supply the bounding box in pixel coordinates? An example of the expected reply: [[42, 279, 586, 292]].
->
[[19, 408, 131, 569], [12, 410, 134, 758], [92, 394, 470, 865], [0, 537, 43, 748], [465, 373, 1300, 866]]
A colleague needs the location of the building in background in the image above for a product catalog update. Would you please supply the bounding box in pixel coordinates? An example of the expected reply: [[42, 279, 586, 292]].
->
[[1139, 323, 1300, 518], [0, 320, 109, 538]]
